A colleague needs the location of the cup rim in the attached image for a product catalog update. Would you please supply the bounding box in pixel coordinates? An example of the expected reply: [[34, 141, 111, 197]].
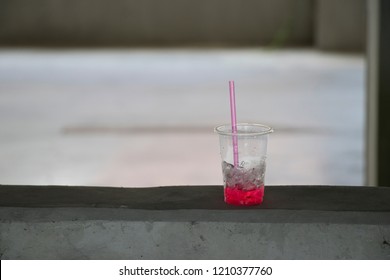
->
[[214, 123, 274, 136]]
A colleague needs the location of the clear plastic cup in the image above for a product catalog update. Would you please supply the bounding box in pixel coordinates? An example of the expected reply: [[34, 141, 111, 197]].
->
[[214, 123, 273, 206]]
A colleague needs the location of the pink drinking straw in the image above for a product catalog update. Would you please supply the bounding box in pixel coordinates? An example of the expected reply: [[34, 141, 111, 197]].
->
[[229, 80, 239, 167]]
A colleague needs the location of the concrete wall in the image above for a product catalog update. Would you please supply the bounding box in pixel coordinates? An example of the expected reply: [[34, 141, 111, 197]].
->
[[0, 0, 368, 50], [1, 185, 389, 259], [315, 0, 366, 51], [0, 0, 367, 50], [0, 0, 314, 47]]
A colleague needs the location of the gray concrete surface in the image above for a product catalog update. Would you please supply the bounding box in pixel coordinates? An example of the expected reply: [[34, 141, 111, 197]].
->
[[0, 48, 365, 187], [1, 185, 389, 259]]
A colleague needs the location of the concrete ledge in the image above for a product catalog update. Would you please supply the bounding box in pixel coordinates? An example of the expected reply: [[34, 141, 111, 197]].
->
[[1, 185, 389, 211], [1, 185, 390, 259]]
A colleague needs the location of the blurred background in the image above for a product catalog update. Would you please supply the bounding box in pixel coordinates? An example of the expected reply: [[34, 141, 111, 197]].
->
[[0, 0, 366, 187]]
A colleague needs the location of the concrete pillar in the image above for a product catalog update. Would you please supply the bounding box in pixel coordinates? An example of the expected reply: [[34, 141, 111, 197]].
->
[[366, 0, 390, 186]]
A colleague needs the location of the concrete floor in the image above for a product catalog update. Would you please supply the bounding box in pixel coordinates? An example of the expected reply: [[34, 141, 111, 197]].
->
[[0, 48, 365, 187]]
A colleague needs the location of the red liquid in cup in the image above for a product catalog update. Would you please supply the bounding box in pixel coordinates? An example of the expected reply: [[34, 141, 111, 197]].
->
[[224, 184, 264, 206]]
